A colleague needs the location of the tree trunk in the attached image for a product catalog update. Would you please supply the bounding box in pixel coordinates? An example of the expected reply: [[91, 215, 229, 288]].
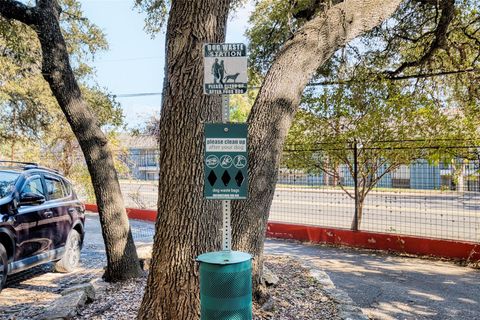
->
[[351, 200, 364, 230], [333, 165, 340, 187], [231, 0, 403, 296], [0, 0, 141, 281], [137, 1, 230, 319]]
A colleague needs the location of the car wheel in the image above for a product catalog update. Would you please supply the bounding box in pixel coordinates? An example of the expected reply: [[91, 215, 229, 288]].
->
[[55, 230, 81, 273], [0, 243, 8, 292]]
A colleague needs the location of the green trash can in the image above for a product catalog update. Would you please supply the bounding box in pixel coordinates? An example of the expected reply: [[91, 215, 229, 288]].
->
[[197, 251, 252, 320]]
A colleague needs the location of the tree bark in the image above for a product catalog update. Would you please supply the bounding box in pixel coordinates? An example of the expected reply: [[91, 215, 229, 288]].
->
[[137, 1, 230, 319], [231, 0, 403, 296], [351, 200, 364, 230], [0, 0, 141, 281]]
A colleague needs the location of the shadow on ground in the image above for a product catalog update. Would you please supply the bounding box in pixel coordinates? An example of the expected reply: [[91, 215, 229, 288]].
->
[[265, 239, 480, 320]]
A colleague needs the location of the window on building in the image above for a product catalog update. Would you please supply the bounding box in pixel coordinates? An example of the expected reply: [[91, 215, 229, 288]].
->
[[146, 150, 158, 166]]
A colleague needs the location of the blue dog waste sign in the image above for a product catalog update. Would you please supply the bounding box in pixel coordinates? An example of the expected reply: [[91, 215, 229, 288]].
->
[[204, 123, 248, 200]]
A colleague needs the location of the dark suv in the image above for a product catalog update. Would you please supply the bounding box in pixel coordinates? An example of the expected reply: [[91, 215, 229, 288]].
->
[[0, 161, 85, 292]]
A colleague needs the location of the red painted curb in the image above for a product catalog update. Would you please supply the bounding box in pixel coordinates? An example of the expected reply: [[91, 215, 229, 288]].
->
[[267, 222, 480, 262], [85, 204, 480, 262], [84, 204, 157, 222]]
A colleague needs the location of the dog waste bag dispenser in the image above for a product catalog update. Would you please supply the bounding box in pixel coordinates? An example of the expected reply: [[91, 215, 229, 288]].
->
[[197, 251, 252, 320], [199, 42, 251, 320]]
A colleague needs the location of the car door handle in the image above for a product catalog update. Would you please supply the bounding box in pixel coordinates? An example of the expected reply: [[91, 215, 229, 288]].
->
[[43, 211, 53, 218]]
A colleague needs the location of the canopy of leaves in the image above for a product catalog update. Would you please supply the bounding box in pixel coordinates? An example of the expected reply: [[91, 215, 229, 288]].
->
[[0, 0, 121, 144], [248, 0, 479, 77], [0, 0, 123, 197], [247, 0, 480, 158], [285, 67, 479, 167]]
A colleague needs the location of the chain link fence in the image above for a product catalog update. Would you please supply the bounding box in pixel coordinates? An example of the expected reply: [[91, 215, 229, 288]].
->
[[116, 142, 480, 243]]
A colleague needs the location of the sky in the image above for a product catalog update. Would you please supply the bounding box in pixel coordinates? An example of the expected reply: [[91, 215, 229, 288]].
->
[[80, 1, 254, 129]]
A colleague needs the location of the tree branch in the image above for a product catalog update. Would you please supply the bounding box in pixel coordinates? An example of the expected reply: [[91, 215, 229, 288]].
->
[[0, 0, 39, 26], [313, 162, 354, 199], [364, 162, 401, 196], [388, 0, 455, 76], [301, 67, 480, 87]]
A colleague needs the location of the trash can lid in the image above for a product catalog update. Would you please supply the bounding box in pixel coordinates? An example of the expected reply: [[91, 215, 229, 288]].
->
[[196, 251, 252, 265]]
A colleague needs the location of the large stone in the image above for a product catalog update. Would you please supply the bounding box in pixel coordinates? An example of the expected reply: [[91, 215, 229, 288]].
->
[[137, 244, 153, 260], [39, 290, 87, 320], [137, 244, 153, 271], [263, 266, 280, 286], [90, 278, 108, 293], [61, 283, 95, 303], [261, 297, 275, 312]]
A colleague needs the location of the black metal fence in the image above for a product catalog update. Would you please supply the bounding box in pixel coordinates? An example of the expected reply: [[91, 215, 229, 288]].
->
[[116, 143, 480, 243]]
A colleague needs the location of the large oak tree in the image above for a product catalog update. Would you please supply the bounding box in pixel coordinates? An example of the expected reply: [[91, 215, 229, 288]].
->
[[0, 0, 141, 281], [137, 0, 405, 318]]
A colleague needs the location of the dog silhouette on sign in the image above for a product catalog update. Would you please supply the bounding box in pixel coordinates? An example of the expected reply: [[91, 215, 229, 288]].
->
[[224, 73, 240, 83]]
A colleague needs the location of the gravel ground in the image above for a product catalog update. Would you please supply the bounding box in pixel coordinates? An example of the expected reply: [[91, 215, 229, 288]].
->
[[74, 276, 147, 320], [74, 255, 340, 320], [0, 249, 105, 320], [254, 255, 340, 320]]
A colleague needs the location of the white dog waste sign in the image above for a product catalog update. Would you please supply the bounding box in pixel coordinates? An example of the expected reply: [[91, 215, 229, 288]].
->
[[204, 43, 248, 95]]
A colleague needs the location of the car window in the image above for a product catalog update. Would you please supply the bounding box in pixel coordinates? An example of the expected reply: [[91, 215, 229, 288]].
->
[[45, 177, 65, 200], [0, 171, 19, 198], [22, 176, 45, 197], [63, 180, 72, 196]]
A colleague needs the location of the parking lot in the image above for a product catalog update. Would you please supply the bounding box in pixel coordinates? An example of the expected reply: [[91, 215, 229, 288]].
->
[[0, 214, 154, 320]]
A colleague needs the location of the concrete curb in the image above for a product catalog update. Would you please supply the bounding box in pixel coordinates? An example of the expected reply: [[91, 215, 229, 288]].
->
[[300, 259, 369, 320]]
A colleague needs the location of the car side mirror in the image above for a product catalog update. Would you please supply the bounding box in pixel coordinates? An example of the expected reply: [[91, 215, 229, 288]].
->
[[20, 192, 46, 206]]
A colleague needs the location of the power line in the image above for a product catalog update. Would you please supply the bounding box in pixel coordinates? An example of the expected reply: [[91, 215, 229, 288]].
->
[[114, 67, 479, 98], [96, 56, 163, 63], [116, 92, 162, 98]]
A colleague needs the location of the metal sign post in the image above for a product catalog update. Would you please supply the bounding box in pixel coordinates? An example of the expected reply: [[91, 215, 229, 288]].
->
[[222, 95, 231, 251]]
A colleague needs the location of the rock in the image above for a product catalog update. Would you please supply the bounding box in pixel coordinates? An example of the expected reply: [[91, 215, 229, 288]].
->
[[261, 297, 275, 312], [139, 258, 151, 271], [263, 266, 280, 286], [137, 244, 153, 260], [340, 312, 369, 320], [39, 290, 87, 320], [90, 278, 108, 293], [137, 244, 153, 271], [61, 283, 95, 303]]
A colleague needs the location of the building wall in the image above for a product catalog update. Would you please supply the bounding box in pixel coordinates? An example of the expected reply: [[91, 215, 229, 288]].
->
[[410, 159, 441, 190], [124, 148, 159, 180]]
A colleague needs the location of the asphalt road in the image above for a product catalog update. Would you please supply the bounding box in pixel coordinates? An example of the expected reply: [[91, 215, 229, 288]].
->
[[71, 215, 480, 320], [2, 215, 478, 320], [119, 181, 480, 242], [265, 239, 480, 320]]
